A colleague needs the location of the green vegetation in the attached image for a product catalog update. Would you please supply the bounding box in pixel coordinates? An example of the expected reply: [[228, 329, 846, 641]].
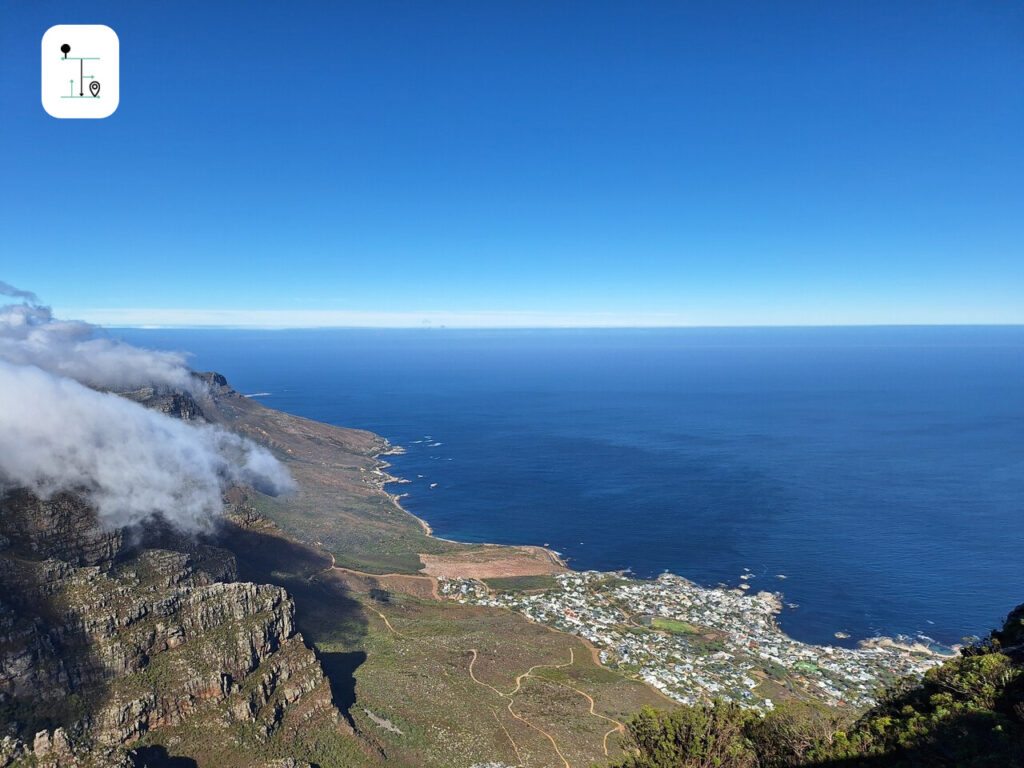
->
[[134, 710, 371, 768], [254, 490, 454, 575], [650, 617, 701, 635], [221, 515, 369, 647], [594, 574, 637, 590], [205, 397, 675, 767], [215, 512, 669, 768], [0, 692, 89, 741], [204, 391, 472, 575], [339, 581, 669, 767], [7, 388, 1018, 768], [483, 574, 559, 592], [605, 603, 1024, 768]]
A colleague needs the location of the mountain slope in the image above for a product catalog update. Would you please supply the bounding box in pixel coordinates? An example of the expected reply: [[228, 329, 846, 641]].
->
[[0, 488, 370, 768]]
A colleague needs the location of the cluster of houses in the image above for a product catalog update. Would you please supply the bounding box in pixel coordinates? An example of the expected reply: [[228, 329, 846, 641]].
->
[[439, 570, 946, 712]]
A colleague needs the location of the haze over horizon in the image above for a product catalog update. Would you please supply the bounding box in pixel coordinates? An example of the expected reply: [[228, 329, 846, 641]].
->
[[2, 1, 1022, 327], [58, 309, 1024, 330]]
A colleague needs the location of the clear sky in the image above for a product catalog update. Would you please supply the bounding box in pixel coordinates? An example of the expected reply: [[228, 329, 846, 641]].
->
[[1, 1, 1022, 327]]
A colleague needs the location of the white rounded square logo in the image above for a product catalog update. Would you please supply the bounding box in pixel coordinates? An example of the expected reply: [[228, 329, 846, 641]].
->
[[41, 25, 119, 119]]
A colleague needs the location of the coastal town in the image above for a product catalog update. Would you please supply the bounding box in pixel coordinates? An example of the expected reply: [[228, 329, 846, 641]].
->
[[439, 570, 950, 712]]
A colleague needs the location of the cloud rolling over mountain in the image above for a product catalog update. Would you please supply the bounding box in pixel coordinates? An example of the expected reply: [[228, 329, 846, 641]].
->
[[0, 282, 293, 530]]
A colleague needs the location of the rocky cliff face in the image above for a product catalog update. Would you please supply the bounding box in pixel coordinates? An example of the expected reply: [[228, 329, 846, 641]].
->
[[0, 376, 368, 767], [116, 382, 206, 422], [0, 489, 351, 767]]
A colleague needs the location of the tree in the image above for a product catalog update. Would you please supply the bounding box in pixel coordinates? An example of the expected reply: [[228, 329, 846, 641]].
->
[[604, 602, 1024, 768], [608, 703, 757, 768]]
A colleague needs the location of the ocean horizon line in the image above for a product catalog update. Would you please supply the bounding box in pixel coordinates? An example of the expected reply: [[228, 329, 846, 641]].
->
[[93, 321, 1024, 331], [52, 306, 1024, 330]]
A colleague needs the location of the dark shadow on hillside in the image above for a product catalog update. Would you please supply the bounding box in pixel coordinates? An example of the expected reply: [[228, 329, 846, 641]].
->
[[319, 650, 367, 726], [0, 492, 115, 740], [130, 745, 199, 768], [127, 512, 372, 729], [214, 518, 369, 647], [214, 519, 371, 728]]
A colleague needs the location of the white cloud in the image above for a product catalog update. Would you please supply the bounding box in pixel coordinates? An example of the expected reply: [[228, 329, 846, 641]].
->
[[0, 361, 293, 530], [0, 282, 294, 530], [0, 301, 197, 392]]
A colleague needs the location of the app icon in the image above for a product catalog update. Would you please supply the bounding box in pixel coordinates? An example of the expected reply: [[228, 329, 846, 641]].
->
[[41, 25, 119, 119]]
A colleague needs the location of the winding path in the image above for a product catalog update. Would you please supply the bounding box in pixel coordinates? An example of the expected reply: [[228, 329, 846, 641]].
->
[[468, 645, 627, 761], [374, 607, 622, 767], [544, 677, 624, 756], [492, 707, 525, 768], [320, 552, 441, 600], [321, 544, 628, 767], [467, 648, 575, 767]]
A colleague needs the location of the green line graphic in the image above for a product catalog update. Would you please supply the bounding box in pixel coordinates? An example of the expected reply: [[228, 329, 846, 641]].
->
[[58, 54, 102, 101]]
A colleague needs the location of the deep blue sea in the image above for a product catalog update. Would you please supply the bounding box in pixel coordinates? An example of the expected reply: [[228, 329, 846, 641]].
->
[[116, 327, 1024, 648]]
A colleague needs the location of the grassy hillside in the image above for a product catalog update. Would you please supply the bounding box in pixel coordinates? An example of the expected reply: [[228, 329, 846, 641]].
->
[[205, 380, 672, 767]]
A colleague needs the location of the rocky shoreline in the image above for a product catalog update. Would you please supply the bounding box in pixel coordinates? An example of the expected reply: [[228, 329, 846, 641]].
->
[[371, 442, 953, 714], [442, 570, 950, 712]]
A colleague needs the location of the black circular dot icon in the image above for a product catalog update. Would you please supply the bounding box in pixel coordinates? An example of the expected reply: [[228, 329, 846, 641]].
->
[[61, 44, 70, 58]]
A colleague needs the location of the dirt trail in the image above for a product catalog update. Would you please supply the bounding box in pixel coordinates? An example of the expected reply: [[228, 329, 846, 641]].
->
[[506, 696, 571, 768], [468, 648, 508, 698], [371, 610, 550, 765], [370, 608, 407, 638], [319, 551, 441, 600], [492, 707, 525, 767], [504, 648, 626, 758], [468, 645, 626, 763], [491, 603, 679, 708], [544, 678, 624, 756], [375, 607, 616, 768]]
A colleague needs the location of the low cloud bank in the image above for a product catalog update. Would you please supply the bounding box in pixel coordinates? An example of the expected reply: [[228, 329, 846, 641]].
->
[[0, 285, 196, 393], [0, 283, 294, 530]]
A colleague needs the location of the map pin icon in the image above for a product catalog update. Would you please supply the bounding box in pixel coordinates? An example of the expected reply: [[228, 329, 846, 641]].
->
[[89, 80, 101, 98]]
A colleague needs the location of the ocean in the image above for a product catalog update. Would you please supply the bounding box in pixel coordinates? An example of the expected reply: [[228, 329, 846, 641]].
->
[[115, 326, 1024, 648]]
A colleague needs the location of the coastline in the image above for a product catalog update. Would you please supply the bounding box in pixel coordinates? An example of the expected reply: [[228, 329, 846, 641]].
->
[[443, 569, 953, 710], [376, 441, 569, 569], [374, 445, 436, 537], [372, 441, 954, 659]]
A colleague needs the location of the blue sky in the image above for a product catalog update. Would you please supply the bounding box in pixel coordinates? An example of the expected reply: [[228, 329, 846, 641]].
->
[[1, 1, 1022, 326]]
